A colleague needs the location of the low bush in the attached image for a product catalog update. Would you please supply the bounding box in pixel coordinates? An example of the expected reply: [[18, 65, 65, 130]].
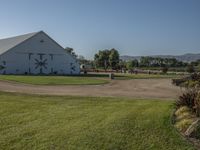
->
[[175, 118, 194, 132], [194, 91, 200, 117], [176, 112, 193, 121], [175, 88, 198, 109], [175, 106, 191, 116], [175, 106, 194, 125], [186, 64, 195, 73], [175, 87, 200, 118], [172, 73, 200, 88], [186, 80, 200, 88], [162, 66, 168, 74], [195, 125, 200, 139], [172, 78, 188, 86], [191, 73, 200, 81]]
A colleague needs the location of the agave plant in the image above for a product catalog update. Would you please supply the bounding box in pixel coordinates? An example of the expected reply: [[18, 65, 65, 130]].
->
[[194, 91, 200, 117], [175, 88, 198, 110], [175, 86, 200, 117]]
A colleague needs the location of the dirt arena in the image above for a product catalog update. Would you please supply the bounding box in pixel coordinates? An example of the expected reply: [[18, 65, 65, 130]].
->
[[0, 79, 182, 99]]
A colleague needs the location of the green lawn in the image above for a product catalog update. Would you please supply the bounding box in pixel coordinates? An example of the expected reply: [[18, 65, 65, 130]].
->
[[0, 75, 108, 85], [115, 73, 181, 80], [0, 92, 194, 150], [0, 74, 179, 85]]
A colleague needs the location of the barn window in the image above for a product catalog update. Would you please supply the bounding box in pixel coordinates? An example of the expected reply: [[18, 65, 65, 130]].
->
[[40, 39, 44, 43]]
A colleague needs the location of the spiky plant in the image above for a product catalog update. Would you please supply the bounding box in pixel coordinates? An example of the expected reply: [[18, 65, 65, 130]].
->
[[175, 88, 198, 110], [194, 91, 200, 117]]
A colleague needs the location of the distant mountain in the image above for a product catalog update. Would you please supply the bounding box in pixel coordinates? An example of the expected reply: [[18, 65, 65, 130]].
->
[[120, 53, 200, 62]]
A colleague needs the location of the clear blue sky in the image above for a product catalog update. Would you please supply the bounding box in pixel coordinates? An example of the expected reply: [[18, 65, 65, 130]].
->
[[0, 0, 199, 59]]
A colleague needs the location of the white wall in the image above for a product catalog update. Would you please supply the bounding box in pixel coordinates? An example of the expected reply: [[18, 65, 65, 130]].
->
[[0, 32, 80, 75]]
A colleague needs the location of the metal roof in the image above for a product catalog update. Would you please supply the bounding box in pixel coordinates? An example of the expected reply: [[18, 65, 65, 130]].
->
[[0, 31, 39, 55]]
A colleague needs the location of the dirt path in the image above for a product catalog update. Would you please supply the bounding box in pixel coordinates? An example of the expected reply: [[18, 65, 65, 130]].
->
[[0, 79, 182, 99]]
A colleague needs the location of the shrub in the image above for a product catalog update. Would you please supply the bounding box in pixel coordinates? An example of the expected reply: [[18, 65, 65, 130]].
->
[[194, 91, 200, 117], [172, 73, 200, 88], [175, 88, 200, 117], [191, 73, 200, 80], [186, 64, 195, 73], [187, 81, 200, 88], [174, 73, 200, 117], [162, 66, 168, 74], [175, 106, 194, 122], [175, 88, 198, 109], [179, 80, 200, 88], [175, 106, 191, 116], [176, 112, 193, 121], [175, 118, 194, 132], [194, 124, 200, 139], [172, 78, 188, 86]]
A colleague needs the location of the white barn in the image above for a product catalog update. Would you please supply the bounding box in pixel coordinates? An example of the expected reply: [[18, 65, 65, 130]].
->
[[0, 31, 80, 75]]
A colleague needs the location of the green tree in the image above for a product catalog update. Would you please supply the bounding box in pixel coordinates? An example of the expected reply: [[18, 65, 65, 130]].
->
[[186, 64, 195, 73], [109, 48, 119, 69], [65, 47, 73, 53], [94, 53, 100, 68], [162, 66, 168, 74], [118, 60, 126, 71], [94, 50, 110, 70], [99, 50, 110, 70], [126, 59, 138, 70], [94, 49, 119, 70], [140, 57, 151, 67], [65, 47, 77, 58], [78, 55, 90, 65], [168, 58, 178, 67]]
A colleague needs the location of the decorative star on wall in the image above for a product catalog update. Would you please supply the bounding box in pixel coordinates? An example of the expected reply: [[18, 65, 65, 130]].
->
[[70, 63, 76, 71], [0, 65, 5, 70], [34, 59, 48, 69], [0, 61, 6, 71], [71, 66, 75, 71]]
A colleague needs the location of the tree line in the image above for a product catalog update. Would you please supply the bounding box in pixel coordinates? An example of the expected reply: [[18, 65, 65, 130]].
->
[[139, 56, 188, 67], [93, 49, 200, 72], [64, 47, 200, 73]]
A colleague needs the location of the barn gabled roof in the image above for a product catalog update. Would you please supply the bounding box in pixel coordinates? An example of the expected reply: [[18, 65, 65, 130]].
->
[[0, 31, 39, 55], [0, 31, 77, 61]]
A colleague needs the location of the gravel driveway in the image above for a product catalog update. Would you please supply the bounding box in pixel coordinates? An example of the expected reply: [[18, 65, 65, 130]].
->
[[0, 79, 181, 99]]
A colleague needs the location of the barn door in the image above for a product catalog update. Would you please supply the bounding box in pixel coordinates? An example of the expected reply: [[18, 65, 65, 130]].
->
[[30, 53, 50, 74]]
